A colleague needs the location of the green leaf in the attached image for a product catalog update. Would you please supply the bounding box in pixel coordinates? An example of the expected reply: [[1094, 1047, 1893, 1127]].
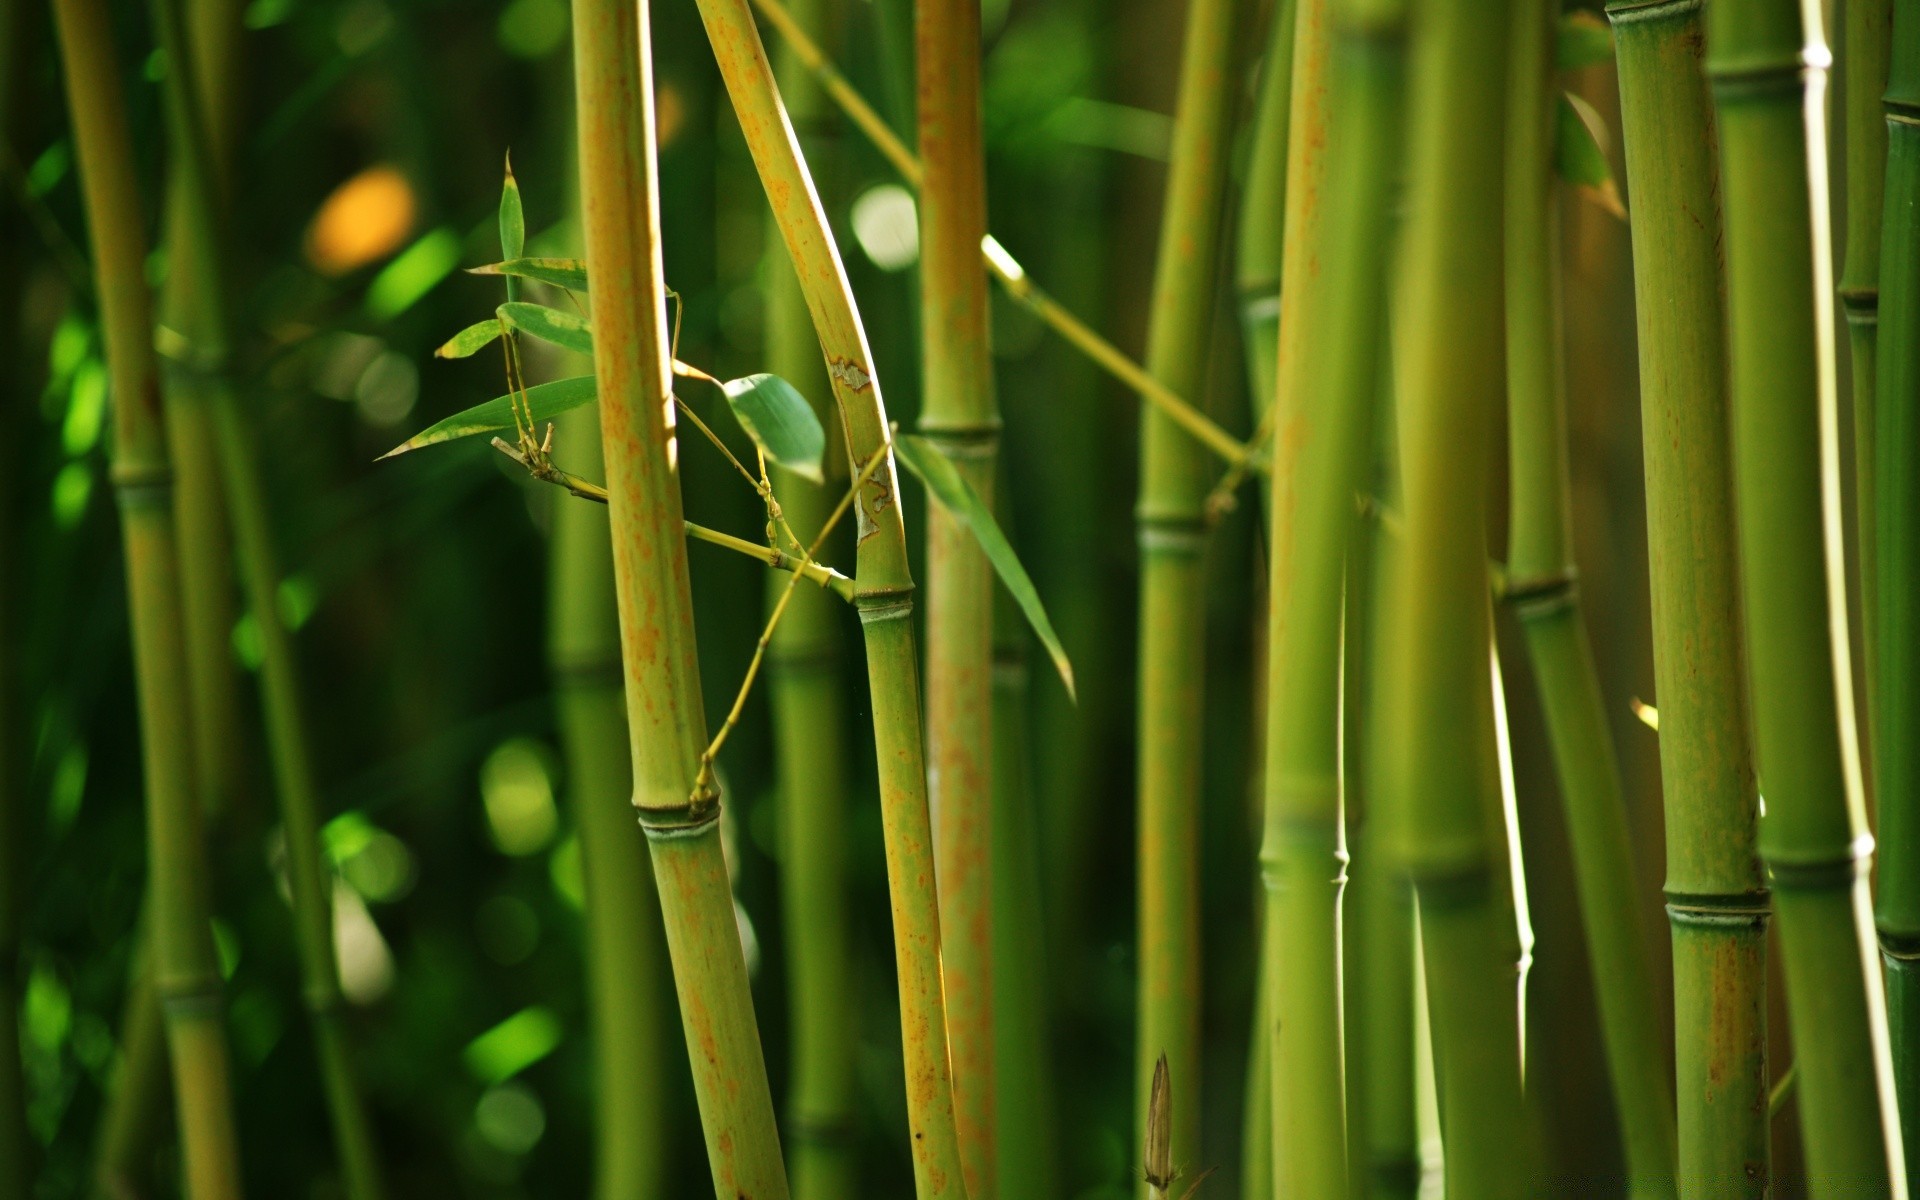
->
[[468, 257, 588, 292], [435, 317, 505, 360], [498, 153, 526, 261], [499, 301, 593, 355], [1555, 92, 1626, 220], [1556, 12, 1613, 71], [721, 373, 826, 482], [378, 375, 597, 458], [892, 434, 1075, 700]]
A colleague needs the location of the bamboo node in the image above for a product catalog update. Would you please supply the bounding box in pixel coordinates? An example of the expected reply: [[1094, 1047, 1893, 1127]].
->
[[636, 798, 722, 841], [110, 462, 175, 509], [1501, 569, 1579, 618], [1664, 890, 1772, 928], [1763, 837, 1873, 891], [1135, 513, 1208, 556], [853, 587, 915, 625], [1877, 928, 1920, 962]]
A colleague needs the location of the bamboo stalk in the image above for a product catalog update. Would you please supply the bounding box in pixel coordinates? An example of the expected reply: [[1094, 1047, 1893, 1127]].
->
[[549, 403, 676, 1199], [146, 0, 385, 1192], [1705, 0, 1907, 1190], [1847, 0, 1892, 730], [1133, 0, 1240, 1188], [915, 0, 1000, 1188], [1373, 0, 1532, 1193], [1235, 0, 1299, 419], [571, 0, 789, 1194], [1875, 0, 1920, 1182], [764, 5, 859, 1190], [1501, 0, 1676, 1193], [1606, 0, 1769, 1192], [52, 1, 243, 1195], [685, 0, 967, 1193]]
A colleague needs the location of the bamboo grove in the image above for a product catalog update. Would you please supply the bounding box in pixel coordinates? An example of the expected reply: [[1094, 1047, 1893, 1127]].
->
[[16, 0, 1920, 1193]]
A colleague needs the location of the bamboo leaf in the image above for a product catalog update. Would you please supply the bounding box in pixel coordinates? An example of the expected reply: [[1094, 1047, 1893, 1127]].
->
[[720, 373, 825, 482], [468, 257, 590, 292], [379, 375, 597, 458], [499, 301, 594, 355], [499, 153, 525, 260], [435, 317, 505, 360], [1555, 92, 1626, 220], [1557, 12, 1613, 71], [892, 434, 1075, 700]]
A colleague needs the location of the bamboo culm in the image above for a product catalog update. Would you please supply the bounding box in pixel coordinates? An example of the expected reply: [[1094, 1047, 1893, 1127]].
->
[[1133, 0, 1240, 1187], [1848, 0, 1893, 729], [685, 0, 967, 1192], [53, 0, 244, 1194], [1608, 0, 1770, 1192], [1706, 0, 1908, 1190]]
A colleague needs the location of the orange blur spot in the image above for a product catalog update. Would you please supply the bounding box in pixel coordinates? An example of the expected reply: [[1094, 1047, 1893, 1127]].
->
[[305, 165, 417, 275]]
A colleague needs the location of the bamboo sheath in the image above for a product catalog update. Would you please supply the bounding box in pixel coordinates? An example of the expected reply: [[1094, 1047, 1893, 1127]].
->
[[1876, 0, 1920, 1181], [1706, 0, 1907, 1191], [570, 0, 790, 1194], [1608, 1, 1770, 1193], [685, 0, 967, 1193], [763, 4, 859, 1194], [916, 0, 1001, 1189], [1502, 0, 1676, 1194], [1134, 0, 1240, 1188], [1374, 0, 1531, 1194], [52, 1, 244, 1196]]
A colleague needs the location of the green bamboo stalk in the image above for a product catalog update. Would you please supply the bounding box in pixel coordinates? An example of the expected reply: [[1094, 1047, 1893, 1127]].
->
[[1501, 0, 1676, 1193], [1847, 0, 1892, 727], [146, 1, 385, 1192], [52, 1, 243, 1195], [1373, 0, 1531, 1194], [1133, 0, 1240, 1188], [915, 0, 999, 1189], [763, 4, 859, 1195], [570, 1, 790, 1195], [549, 407, 676, 1200], [1607, 0, 1769, 1192], [1706, 0, 1907, 1190], [1875, 0, 1920, 1181], [92, 957, 170, 1200], [688, 2, 968, 1195], [1236, 0, 1299, 417]]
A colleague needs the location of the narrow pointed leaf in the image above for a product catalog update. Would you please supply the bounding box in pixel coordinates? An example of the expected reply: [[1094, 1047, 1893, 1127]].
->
[[892, 434, 1075, 700], [378, 375, 597, 458], [499, 301, 594, 356], [468, 258, 589, 292], [721, 373, 826, 482], [499, 155, 525, 261], [1555, 92, 1626, 219], [1557, 12, 1613, 71], [435, 317, 505, 360]]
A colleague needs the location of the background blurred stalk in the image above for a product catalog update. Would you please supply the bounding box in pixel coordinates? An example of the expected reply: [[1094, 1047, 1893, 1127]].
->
[[570, 0, 789, 1193], [916, 0, 1000, 1188], [1707, 0, 1907, 1189], [1501, 0, 1675, 1193], [1373, 0, 1531, 1194], [687, 0, 966, 1192], [1876, 0, 1920, 1181], [52, 0, 244, 1194], [147, 0, 385, 1192], [1133, 0, 1239, 1185], [1235, 0, 1297, 420], [1847, 0, 1892, 732], [763, 2, 858, 1194], [1608, 0, 1770, 1193], [549, 403, 676, 1199]]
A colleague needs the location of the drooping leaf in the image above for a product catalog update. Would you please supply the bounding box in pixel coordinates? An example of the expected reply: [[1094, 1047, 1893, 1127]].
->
[[499, 301, 593, 356], [435, 317, 505, 360], [1555, 92, 1626, 220], [892, 434, 1075, 700], [498, 154, 525, 261], [468, 257, 589, 292], [721, 373, 826, 482], [1556, 12, 1613, 71], [378, 375, 597, 458]]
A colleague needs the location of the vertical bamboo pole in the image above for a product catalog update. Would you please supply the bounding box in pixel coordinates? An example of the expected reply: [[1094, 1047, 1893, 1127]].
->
[[1875, 0, 1920, 1180], [1706, 0, 1907, 1190], [763, 5, 858, 1196], [916, 0, 999, 1189], [145, 0, 385, 1191], [549, 404, 675, 1199], [52, 2, 243, 1196], [685, 1, 967, 1193], [571, 0, 790, 1194], [1134, 0, 1240, 1185], [1502, 0, 1676, 1193], [1236, 0, 1299, 417], [1374, 0, 1531, 1194], [1608, 0, 1770, 1192], [1847, 0, 1892, 721], [0, 0, 27, 1187]]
